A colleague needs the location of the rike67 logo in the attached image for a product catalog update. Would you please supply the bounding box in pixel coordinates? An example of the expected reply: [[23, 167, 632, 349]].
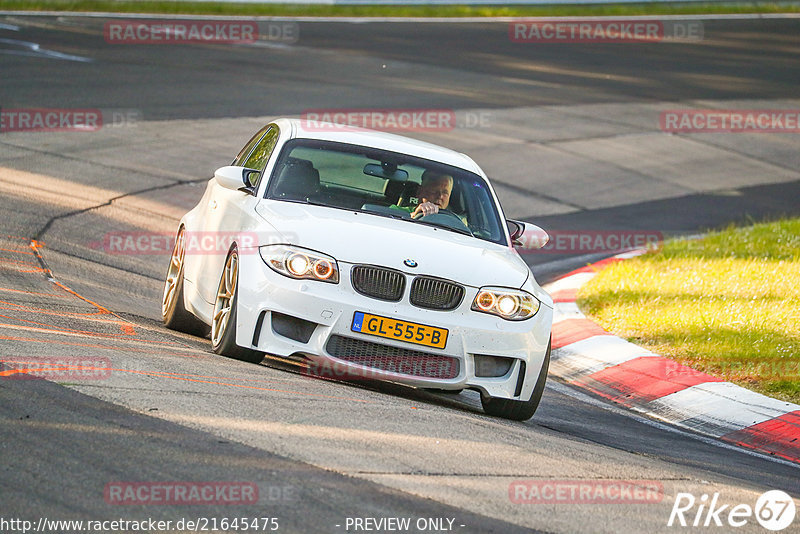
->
[[668, 490, 796, 531]]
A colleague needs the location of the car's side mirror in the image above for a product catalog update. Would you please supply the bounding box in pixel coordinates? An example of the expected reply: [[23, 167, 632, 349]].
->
[[525, 224, 550, 249], [214, 166, 260, 194], [507, 219, 525, 246], [507, 220, 549, 249]]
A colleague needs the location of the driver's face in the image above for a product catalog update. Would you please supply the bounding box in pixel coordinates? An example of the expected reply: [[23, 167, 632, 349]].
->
[[419, 176, 452, 209]]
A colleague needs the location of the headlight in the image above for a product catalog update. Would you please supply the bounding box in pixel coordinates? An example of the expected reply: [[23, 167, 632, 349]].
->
[[471, 287, 539, 320], [260, 245, 339, 283]]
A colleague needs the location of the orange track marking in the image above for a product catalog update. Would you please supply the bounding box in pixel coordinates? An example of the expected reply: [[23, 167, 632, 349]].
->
[[0, 286, 70, 298], [50, 280, 138, 336], [0, 258, 41, 269], [2, 235, 39, 242], [0, 247, 35, 255], [0, 313, 144, 340], [0, 300, 108, 317]]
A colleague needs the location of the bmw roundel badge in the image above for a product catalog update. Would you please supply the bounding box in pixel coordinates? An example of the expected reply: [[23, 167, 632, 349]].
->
[[403, 259, 418, 268]]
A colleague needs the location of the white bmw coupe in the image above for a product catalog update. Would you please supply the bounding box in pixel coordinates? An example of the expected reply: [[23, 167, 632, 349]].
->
[[162, 118, 553, 420]]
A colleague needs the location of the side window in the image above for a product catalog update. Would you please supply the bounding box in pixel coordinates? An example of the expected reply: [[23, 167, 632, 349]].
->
[[242, 127, 279, 187], [233, 125, 270, 167]]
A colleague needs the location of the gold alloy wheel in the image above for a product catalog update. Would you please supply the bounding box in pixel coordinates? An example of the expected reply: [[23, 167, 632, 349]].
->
[[212, 251, 238, 347], [162, 228, 185, 318]]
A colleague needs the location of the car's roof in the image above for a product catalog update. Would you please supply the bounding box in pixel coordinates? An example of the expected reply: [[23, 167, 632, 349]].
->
[[272, 117, 484, 175]]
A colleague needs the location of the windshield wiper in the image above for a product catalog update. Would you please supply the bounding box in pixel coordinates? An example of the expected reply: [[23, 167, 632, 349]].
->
[[270, 197, 328, 207]]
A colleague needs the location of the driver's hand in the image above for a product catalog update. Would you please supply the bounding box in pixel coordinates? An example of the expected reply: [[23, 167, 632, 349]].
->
[[411, 198, 439, 218]]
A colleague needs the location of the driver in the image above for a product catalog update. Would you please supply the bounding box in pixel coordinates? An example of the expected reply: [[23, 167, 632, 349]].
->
[[410, 170, 453, 218]]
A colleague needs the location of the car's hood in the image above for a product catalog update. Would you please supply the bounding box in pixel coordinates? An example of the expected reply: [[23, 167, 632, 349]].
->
[[255, 200, 530, 289]]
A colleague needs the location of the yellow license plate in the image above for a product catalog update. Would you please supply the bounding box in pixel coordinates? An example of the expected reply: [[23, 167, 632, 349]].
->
[[351, 312, 448, 350]]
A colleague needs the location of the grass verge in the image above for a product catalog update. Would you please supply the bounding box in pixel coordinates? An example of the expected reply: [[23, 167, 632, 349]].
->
[[0, 1, 799, 17], [577, 218, 800, 404]]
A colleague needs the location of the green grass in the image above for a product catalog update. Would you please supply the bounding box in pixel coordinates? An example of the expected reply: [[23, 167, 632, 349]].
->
[[1, 1, 799, 17], [577, 218, 800, 404]]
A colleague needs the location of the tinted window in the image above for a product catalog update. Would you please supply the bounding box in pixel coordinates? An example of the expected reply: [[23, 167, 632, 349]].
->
[[243, 127, 279, 173], [232, 125, 270, 166]]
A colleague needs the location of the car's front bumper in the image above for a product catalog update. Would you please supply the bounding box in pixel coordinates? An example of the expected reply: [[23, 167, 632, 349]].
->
[[236, 251, 553, 401]]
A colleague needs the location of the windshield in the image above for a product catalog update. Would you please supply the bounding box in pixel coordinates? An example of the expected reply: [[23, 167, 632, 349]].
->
[[265, 139, 507, 245]]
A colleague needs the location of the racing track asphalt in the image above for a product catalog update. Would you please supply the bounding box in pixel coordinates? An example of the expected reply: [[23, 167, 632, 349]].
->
[[1, 14, 799, 533]]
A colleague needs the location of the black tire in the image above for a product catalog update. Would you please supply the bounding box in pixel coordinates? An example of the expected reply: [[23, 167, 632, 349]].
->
[[481, 339, 551, 421], [211, 248, 264, 364], [162, 227, 211, 337]]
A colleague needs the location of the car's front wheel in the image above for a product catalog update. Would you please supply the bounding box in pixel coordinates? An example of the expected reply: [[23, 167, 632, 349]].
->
[[211, 248, 263, 364], [162, 227, 210, 337], [481, 339, 550, 421]]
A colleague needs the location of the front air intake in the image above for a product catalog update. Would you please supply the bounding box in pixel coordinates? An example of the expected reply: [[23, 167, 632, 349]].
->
[[325, 335, 459, 379]]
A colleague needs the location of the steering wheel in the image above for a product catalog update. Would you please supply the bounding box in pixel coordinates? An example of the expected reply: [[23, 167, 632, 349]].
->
[[416, 208, 472, 234], [412, 207, 447, 218]]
